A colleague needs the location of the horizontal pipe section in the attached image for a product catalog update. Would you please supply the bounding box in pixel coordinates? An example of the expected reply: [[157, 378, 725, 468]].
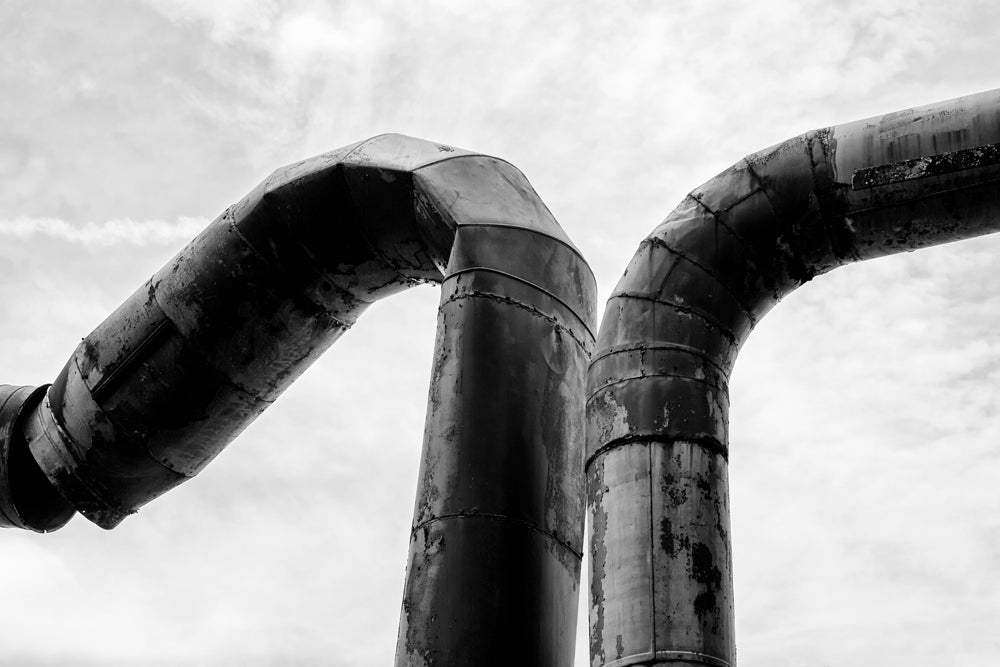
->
[[395, 158, 597, 665], [23, 134, 469, 529], [588, 89, 1000, 666]]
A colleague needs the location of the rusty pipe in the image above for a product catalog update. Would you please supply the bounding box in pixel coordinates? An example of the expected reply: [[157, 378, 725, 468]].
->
[[395, 155, 597, 665], [0, 384, 74, 531], [23, 134, 462, 529], [8, 133, 595, 665], [587, 88, 1000, 666]]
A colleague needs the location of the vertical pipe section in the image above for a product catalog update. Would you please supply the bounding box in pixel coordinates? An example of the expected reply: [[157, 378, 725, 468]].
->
[[588, 88, 1000, 666], [396, 157, 597, 666]]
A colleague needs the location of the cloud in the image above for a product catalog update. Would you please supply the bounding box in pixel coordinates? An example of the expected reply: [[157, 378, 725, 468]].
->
[[141, 0, 281, 44], [0, 216, 208, 246]]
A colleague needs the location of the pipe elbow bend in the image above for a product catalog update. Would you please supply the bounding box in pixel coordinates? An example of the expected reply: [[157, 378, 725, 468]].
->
[[586, 88, 1000, 667], [18, 134, 594, 530]]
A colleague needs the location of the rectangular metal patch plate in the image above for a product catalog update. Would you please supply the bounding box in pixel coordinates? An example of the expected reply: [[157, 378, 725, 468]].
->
[[852, 142, 1000, 190]]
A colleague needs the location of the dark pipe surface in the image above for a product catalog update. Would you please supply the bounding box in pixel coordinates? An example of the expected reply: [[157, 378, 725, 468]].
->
[[588, 89, 1000, 666], [0, 384, 74, 531], [25, 134, 464, 529], [11, 134, 595, 666], [396, 158, 597, 666]]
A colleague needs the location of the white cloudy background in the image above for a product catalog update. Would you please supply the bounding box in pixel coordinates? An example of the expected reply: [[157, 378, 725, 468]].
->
[[2, 1, 999, 665]]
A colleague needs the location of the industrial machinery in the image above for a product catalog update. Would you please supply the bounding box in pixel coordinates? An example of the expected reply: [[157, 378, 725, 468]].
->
[[1, 89, 999, 666]]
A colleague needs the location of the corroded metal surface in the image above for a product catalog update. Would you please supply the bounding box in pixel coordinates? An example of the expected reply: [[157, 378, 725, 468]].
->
[[852, 141, 1000, 190], [9, 134, 595, 666], [395, 157, 597, 666], [588, 88, 1000, 666], [24, 134, 467, 529]]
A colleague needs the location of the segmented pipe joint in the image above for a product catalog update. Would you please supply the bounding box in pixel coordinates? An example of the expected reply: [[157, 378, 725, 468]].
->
[[587, 89, 1000, 667]]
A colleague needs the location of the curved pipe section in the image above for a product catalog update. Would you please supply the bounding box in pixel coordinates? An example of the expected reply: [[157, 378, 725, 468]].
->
[[587, 89, 1000, 666], [24, 134, 467, 529], [2, 134, 595, 664]]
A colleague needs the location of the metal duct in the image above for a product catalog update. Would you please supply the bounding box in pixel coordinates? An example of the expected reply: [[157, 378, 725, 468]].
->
[[587, 89, 1000, 667], [0, 384, 74, 531], [396, 153, 596, 666], [23, 134, 460, 529], [2, 134, 595, 665]]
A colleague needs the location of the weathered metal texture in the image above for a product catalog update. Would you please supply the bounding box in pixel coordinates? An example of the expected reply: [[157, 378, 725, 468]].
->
[[395, 157, 597, 666], [13, 134, 596, 665], [588, 88, 1000, 667], [0, 385, 75, 531], [21, 134, 491, 529]]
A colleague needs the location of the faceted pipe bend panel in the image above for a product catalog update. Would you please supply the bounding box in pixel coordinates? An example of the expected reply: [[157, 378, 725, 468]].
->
[[0, 135, 596, 667], [587, 88, 1000, 667]]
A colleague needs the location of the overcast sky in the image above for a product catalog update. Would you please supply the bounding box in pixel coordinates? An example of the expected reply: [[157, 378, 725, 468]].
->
[[2, 1, 999, 665]]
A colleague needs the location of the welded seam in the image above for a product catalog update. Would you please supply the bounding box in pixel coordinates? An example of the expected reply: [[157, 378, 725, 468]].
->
[[588, 343, 732, 380], [439, 291, 592, 349], [457, 222, 595, 277], [444, 266, 595, 338], [230, 199, 378, 311], [692, 166, 789, 292], [654, 251, 682, 295], [733, 158, 800, 286], [609, 292, 739, 344], [644, 236, 758, 326], [600, 650, 731, 667], [337, 135, 484, 174], [413, 155, 593, 278], [586, 434, 729, 470], [338, 136, 374, 164], [33, 396, 134, 518], [407, 148, 488, 173], [586, 372, 729, 400], [741, 159, 779, 218], [411, 511, 583, 560], [715, 184, 762, 214], [688, 192, 754, 253], [226, 211, 362, 329]]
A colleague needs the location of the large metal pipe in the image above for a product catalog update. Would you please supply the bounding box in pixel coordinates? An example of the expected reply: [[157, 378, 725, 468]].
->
[[587, 89, 1000, 666], [22, 134, 461, 529], [396, 154, 596, 666], [0, 135, 595, 664]]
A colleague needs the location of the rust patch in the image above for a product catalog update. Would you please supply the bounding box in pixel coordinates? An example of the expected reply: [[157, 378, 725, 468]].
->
[[691, 542, 722, 590], [659, 516, 689, 558], [853, 141, 1000, 190], [693, 591, 717, 618]]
